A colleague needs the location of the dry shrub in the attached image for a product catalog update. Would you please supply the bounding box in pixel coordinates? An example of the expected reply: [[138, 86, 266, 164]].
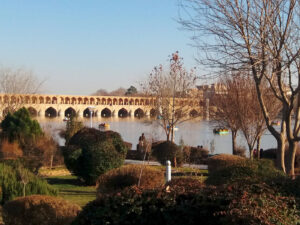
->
[[3, 195, 81, 225], [0, 139, 23, 160], [166, 177, 203, 194], [96, 164, 164, 196], [207, 154, 246, 173]]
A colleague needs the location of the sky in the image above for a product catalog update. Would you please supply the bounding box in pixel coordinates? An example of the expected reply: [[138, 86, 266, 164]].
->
[[0, 0, 201, 95]]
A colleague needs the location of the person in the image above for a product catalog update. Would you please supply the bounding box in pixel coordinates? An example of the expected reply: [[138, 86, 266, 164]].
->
[[138, 133, 146, 153]]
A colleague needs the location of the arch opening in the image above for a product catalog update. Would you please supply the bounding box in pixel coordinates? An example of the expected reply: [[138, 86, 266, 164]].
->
[[118, 108, 128, 118], [150, 109, 157, 118], [65, 107, 76, 118], [101, 108, 111, 117], [134, 108, 144, 118], [190, 109, 198, 118], [83, 108, 96, 118], [45, 107, 57, 118], [28, 107, 38, 117]]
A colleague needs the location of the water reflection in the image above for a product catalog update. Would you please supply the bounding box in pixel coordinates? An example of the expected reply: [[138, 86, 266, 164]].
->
[[37, 117, 277, 155]]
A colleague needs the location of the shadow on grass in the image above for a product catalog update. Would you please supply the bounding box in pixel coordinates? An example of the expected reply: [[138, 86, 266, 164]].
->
[[46, 176, 87, 187]]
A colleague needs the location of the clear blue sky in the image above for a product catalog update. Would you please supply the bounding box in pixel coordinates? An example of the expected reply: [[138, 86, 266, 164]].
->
[[0, 0, 200, 95]]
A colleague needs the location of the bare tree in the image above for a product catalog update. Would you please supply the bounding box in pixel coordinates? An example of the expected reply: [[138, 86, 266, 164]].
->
[[180, 0, 300, 175], [142, 52, 200, 142], [0, 67, 44, 115]]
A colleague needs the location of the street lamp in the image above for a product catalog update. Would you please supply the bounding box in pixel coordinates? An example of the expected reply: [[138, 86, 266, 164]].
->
[[88, 106, 96, 128]]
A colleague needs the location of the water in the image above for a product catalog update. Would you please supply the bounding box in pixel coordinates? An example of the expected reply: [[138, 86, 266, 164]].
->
[[38, 117, 277, 155]]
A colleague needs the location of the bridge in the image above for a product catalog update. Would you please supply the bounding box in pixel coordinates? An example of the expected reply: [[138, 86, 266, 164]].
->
[[0, 93, 204, 119]]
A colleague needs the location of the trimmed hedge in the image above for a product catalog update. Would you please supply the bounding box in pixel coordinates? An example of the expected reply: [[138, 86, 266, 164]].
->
[[96, 165, 164, 196], [0, 162, 57, 204], [63, 128, 128, 185], [3, 195, 81, 225], [72, 181, 299, 225], [152, 141, 183, 167], [206, 159, 286, 186], [207, 154, 246, 173]]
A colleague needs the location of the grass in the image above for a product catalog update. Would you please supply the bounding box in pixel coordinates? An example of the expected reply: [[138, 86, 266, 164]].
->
[[46, 175, 96, 207]]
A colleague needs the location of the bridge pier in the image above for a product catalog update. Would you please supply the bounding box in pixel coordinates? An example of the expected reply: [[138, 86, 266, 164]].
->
[[112, 110, 118, 117]]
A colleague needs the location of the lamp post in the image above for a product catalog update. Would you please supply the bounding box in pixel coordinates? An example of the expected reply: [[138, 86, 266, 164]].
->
[[88, 106, 96, 128]]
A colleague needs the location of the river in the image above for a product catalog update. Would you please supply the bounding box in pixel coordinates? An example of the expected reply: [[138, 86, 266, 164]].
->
[[38, 117, 277, 155]]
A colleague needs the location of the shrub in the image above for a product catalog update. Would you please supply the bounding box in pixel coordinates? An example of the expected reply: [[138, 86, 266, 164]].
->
[[0, 139, 23, 160], [152, 141, 183, 167], [0, 162, 57, 204], [189, 147, 209, 164], [207, 154, 246, 173], [96, 165, 164, 196], [233, 145, 246, 157], [72, 181, 299, 225], [206, 159, 286, 186], [3, 195, 81, 225], [64, 128, 128, 184], [166, 177, 203, 194]]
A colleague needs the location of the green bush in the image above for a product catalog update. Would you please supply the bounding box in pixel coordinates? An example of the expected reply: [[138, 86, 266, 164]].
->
[[3, 195, 81, 225], [63, 128, 128, 185], [206, 159, 286, 186], [189, 147, 209, 164], [96, 165, 164, 196], [0, 162, 57, 204], [152, 141, 183, 167], [207, 154, 246, 173], [72, 180, 299, 225]]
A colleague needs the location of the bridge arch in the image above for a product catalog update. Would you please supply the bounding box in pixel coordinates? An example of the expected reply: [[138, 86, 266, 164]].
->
[[39, 96, 44, 104], [101, 108, 111, 117], [134, 108, 144, 118], [150, 108, 157, 118], [65, 107, 76, 117], [45, 107, 57, 118], [83, 108, 96, 118], [189, 109, 198, 118], [71, 97, 76, 104], [28, 107, 38, 117], [113, 98, 117, 105], [118, 108, 128, 118]]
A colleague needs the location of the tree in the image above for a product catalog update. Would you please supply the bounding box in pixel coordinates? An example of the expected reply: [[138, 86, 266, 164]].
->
[[64, 115, 83, 145], [142, 52, 200, 142], [125, 86, 138, 96], [213, 73, 279, 158], [0, 67, 44, 115], [180, 0, 300, 175], [0, 107, 43, 147]]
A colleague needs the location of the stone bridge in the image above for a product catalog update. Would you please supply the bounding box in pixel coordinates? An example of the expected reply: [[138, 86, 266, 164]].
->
[[0, 94, 203, 119]]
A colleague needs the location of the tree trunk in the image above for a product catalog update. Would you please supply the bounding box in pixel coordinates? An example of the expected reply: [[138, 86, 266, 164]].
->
[[286, 140, 297, 177], [257, 136, 261, 159], [249, 146, 253, 160], [276, 134, 286, 173], [231, 130, 237, 155]]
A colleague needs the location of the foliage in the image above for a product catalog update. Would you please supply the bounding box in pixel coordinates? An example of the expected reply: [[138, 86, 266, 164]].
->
[[207, 154, 246, 173], [206, 159, 286, 186], [0, 139, 23, 160], [0, 162, 57, 204], [125, 85, 138, 96], [184, 146, 209, 164], [0, 107, 43, 146], [72, 179, 299, 225], [152, 141, 183, 167], [96, 165, 164, 196], [64, 115, 83, 145], [3, 195, 81, 225], [63, 128, 128, 185]]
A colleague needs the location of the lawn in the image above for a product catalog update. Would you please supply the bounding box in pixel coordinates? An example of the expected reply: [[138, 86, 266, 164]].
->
[[46, 175, 97, 207]]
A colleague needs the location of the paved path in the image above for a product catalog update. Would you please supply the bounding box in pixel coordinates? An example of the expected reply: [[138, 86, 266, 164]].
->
[[124, 159, 208, 170]]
